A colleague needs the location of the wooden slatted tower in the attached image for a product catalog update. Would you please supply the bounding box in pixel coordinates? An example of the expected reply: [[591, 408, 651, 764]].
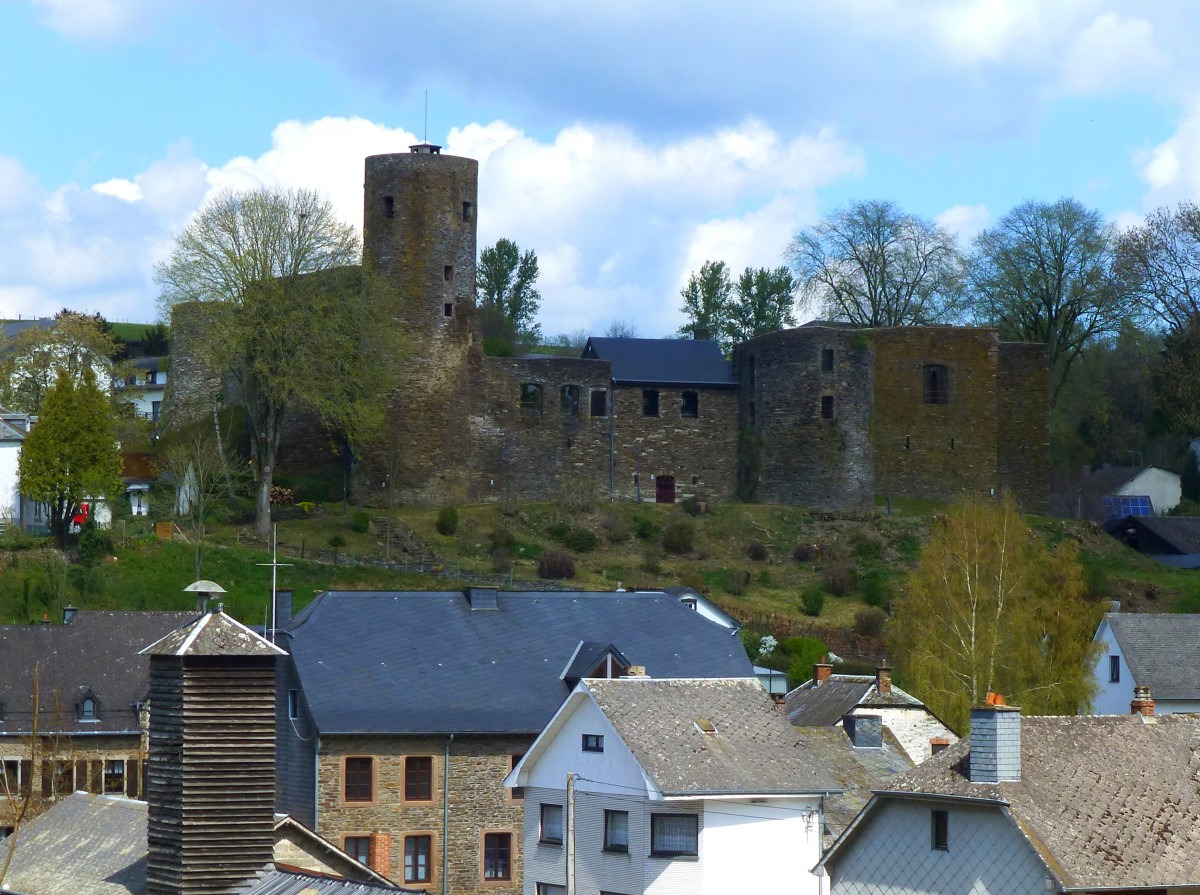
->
[[140, 604, 286, 895]]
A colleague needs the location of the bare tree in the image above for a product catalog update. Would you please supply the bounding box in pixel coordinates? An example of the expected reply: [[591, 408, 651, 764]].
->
[[790, 200, 966, 326], [161, 426, 232, 579], [0, 665, 39, 888], [1115, 203, 1200, 331], [603, 319, 639, 338]]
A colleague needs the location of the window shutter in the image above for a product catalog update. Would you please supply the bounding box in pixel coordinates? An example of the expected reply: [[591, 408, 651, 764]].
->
[[18, 760, 31, 796], [75, 760, 87, 793], [89, 760, 103, 792], [41, 761, 51, 798], [126, 759, 140, 797]]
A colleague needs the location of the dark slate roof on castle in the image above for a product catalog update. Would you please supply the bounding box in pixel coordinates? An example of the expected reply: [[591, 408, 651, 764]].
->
[[1102, 611, 1200, 700], [285, 590, 752, 735], [584, 678, 837, 796], [784, 674, 922, 726], [871, 714, 1200, 890], [581, 337, 736, 387], [0, 610, 198, 735]]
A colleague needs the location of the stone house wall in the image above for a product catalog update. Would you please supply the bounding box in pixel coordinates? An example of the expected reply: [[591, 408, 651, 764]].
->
[[316, 733, 535, 894], [734, 328, 875, 508]]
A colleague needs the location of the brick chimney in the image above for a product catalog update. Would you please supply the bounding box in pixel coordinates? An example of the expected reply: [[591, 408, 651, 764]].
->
[[141, 603, 287, 895], [875, 664, 892, 696], [813, 658, 833, 685], [1131, 685, 1155, 716], [369, 832, 391, 877], [968, 699, 1021, 784]]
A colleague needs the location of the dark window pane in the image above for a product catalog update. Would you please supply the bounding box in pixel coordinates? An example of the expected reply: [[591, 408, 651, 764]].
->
[[651, 814, 697, 856], [405, 835, 432, 882], [344, 757, 373, 802], [484, 832, 512, 879], [405, 756, 433, 801]]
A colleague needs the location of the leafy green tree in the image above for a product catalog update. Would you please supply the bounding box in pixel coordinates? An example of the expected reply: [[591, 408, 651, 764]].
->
[[477, 238, 542, 347], [18, 368, 123, 546], [968, 199, 1130, 405], [0, 311, 128, 414], [139, 322, 171, 356], [678, 260, 733, 346], [889, 493, 1102, 732], [725, 266, 797, 345], [1180, 448, 1200, 505], [790, 200, 965, 327], [1154, 315, 1200, 437], [155, 186, 373, 539]]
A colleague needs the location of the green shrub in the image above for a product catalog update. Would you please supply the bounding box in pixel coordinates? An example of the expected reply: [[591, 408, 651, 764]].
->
[[641, 546, 662, 574], [77, 523, 114, 567], [679, 495, 704, 517], [634, 516, 658, 541], [563, 527, 599, 553], [490, 548, 511, 574], [538, 548, 577, 580], [600, 510, 632, 543], [861, 570, 892, 608], [488, 527, 516, 553], [546, 520, 570, 540], [780, 636, 827, 668], [662, 516, 696, 555], [851, 528, 885, 562], [792, 543, 818, 563], [800, 587, 826, 617], [435, 506, 459, 536], [723, 569, 751, 596], [1083, 563, 1113, 602], [855, 607, 887, 636], [747, 540, 768, 561], [351, 510, 371, 534]]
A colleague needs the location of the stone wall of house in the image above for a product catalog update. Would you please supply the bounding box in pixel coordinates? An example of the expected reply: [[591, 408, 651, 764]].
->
[[0, 736, 145, 828], [872, 327, 1001, 503], [734, 327, 875, 508], [997, 342, 1051, 514], [609, 385, 738, 504], [316, 733, 535, 895], [467, 356, 613, 503]]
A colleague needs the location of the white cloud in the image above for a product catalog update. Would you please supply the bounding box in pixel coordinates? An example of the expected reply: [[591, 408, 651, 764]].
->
[[31, 0, 151, 41], [1059, 13, 1168, 94], [936, 204, 992, 246], [1135, 99, 1200, 207]]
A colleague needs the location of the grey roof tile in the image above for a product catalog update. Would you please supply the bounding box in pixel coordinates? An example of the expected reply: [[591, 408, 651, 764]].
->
[[882, 714, 1200, 889], [140, 607, 285, 657], [0, 611, 198, 735], [286, 591, 753, 735], [581, 337, 736, 387], [585, 678, 837, 796], [784, 674, 923, 726], [1104, 612, 1200, 700]]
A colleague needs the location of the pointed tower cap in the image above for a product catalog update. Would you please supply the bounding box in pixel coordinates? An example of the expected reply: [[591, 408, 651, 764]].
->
[[141, 605, 285, 657]]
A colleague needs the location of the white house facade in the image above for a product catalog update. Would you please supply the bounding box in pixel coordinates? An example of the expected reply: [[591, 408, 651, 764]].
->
[[1089, 613, 1200, 715], [509, 678, 832, 895]]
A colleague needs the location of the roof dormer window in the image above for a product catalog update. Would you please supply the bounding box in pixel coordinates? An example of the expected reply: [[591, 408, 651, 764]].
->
[[78, 693, 99, 722]]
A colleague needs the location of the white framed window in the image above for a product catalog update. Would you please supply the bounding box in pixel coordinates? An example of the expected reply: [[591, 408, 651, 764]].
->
[[540, 803, 564, 845], [651, 813, 698, 857]]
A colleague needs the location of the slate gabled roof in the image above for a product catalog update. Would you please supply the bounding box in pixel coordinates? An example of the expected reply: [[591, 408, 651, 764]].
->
[[584, 678, 837, 796], [872, 714, 1200, 890], [581, 337, 736, 387], [285, 591, 752, 735], [784, 674, 923, 726], [1103, 612, 1200, 700], [1116, 516, 1200, 555], [141, 606, 284, 658], [0, 611, 198, 735]]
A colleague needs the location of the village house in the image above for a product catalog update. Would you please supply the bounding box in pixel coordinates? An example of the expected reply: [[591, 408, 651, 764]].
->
[[0, 608, 196, 834], [818, 702, 1200, 894], [506, 677, 836, 895], [275, 587, 754, 893], [784, 663, 958, 763], [0, 604, 411, 894], [1090, 612, 1200, 714]]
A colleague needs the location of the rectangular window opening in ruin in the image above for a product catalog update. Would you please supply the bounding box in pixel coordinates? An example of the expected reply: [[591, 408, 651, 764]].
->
[[443, 302, 454, 318], [444, 265, 453, 282], [383, 196, 394, 219], [561, 384, 581, 415], [821, 348, 834, 371], [681, 391, 699, 418], [590, 390, 608, 418], [643, 389, 660, 417], [520, 383, 544, 412], [462, 201, 473, 221], [923, 364, 949, 404], [748, 400, 755, 426], [821, 395, 835, 419]]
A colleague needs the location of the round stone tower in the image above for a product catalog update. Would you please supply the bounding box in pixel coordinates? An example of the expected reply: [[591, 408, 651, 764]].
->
[[363, 145, 482, 503]]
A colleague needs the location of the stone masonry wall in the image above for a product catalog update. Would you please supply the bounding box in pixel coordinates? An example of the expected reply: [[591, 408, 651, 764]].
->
[[734, 328, 875, 508], [469, 356, 612, 503], [609, 385, 738, 503], [997, 342, 1051, 513], [872, 327, 1000, 503], [317, 733, 534, 895]]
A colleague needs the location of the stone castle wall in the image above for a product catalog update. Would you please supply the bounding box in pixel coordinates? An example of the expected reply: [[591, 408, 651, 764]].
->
[[996, 342, 1051, 513], [734, 327, 875, 507], [872, 327, 1001, 503]]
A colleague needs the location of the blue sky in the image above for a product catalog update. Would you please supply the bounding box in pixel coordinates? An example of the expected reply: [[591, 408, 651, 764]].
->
[[1, 0, 1198, 336]]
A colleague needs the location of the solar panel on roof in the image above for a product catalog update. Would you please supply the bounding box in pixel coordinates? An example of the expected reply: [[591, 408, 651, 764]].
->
[[1103, 495, 1154, 521]]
